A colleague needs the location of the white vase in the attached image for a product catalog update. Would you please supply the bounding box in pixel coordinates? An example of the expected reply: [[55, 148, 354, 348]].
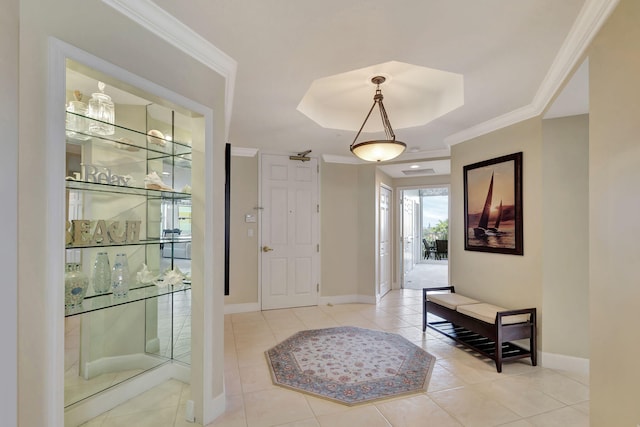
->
[[92, 252, 111, 294], [111, 253, 130, 297], [65, 263, 89, 308]]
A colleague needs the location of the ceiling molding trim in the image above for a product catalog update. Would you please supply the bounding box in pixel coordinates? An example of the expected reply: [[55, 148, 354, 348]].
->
[[321, 154, 363, 164], [322, 147, 451, 165], [231, 147, 258, 157], [445, 0, 619, 146], [532, 0, 619, 114], [399, 148, 452, 162], [102, 0, 238, 139]]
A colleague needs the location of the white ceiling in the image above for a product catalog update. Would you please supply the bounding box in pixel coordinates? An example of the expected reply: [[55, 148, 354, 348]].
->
[[123, 1, 598, 172]]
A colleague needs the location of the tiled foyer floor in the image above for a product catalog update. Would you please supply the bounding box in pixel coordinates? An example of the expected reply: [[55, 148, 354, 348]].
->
[[80, 289, 590, 427]]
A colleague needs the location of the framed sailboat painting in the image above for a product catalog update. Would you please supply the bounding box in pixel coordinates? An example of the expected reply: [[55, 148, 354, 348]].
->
[[463, 152, 523, 255]]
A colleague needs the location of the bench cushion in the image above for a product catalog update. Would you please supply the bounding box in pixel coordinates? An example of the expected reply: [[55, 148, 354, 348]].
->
[[457, 303, 530, 325], [428, 293, 480, 310]]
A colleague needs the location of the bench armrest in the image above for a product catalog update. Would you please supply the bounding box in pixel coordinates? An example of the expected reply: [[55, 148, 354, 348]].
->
[[422, 286, 455, 296], [496, 308, 537, 326]]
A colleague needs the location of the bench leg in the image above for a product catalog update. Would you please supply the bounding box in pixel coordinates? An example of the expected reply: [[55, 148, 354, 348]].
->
[[422, 289, 427, 332], [530, 312, 537, 367], [495, 341, 503, 373]]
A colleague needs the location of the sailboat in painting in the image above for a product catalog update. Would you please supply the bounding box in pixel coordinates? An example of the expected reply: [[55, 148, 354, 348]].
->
[[473, 173, 504, 238]]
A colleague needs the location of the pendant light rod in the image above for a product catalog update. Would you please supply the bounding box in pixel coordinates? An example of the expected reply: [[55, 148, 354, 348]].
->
[[349, 76, 406, 162]]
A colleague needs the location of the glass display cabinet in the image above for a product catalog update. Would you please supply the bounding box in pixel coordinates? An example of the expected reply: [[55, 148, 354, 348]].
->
[[64, 60, 195, 411]]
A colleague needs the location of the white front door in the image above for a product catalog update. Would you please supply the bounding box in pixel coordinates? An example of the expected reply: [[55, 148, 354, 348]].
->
[[260, 154, 319, 310], [379, 185, 392, 297]]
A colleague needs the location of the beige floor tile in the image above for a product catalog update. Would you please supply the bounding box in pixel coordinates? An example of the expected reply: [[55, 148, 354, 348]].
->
[[232, 322, 273, 337], [426, 364, 466, 392], [261, 308, 297, 320], [525, 405, 589, 427], [274, 418, 320, 427], [236, 347, 271, 368], [429, 386, 521, 427], [421, 339, 464, 360], [266, 317, 306, 332], [521, 370, 589, 405], [224, 367, 244, 396], [273, 328, 306, 342], [239, 362, 276, 394], [572, 400, 590, 416], [300, 318, 341, 329], [243, 388, 315, 427], [375, 394, 463, 426], [436, 353, 503, 384], [78, 412, 108, 426], [101, 406, 178, 427], [316, 405, 391, 427], [231, 312, 266, 324], [470, 375, 565, 417], [105, 379, 183, 418], [498, 420, 534, 427], [389, 325, 431, 343], [234, 334, 277, 352], [76, 289, 590, 427], [204, 394, 246, 427], [304, 395, 352, 417]]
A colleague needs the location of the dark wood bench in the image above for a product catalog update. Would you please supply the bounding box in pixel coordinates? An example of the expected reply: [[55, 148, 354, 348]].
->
[[422, 286, 537, 372]]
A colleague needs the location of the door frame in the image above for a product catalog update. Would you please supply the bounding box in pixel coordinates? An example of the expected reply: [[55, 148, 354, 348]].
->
[[377, 183, 393, 299], [258, 151, 321, 310], [396, 185, 451, 290]]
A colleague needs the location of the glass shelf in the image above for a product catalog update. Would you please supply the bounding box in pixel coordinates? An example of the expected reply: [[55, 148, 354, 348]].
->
[[65, 236, 191, 249], [66, 112, 192, 157], [65, 179, 191, 199], [65, 281, 191, 317]]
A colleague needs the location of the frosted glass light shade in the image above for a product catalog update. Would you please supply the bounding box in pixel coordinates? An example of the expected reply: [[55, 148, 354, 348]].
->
[[350, 139, 406, 162]]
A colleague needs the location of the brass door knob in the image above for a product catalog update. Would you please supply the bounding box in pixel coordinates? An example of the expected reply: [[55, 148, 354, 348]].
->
[[262, 246, 274, 252]]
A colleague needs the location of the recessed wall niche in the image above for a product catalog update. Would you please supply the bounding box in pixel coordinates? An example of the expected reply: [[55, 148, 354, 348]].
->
[[64, 58, 199, 413]]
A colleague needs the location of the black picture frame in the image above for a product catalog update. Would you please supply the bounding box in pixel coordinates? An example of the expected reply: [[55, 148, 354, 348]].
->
[[463, 152, 523, 255]]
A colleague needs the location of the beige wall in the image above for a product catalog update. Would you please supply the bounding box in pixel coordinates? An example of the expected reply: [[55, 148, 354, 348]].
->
[[588, 0, 640, 423], [320, 161, 360, 297], [356, 164, 377, 296], [18, 0, 227, 424], [226, 155, 259, 304], [541, 115, 589, 359], [227, 159, 386, 305], [450, 118, 543, 314], [1, 0, 18, 424], [393, 172, 451, 189]]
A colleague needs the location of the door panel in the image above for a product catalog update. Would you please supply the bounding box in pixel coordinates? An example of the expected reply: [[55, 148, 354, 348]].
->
[[379, 186, 392, 296], [261, 154, 319, 309]]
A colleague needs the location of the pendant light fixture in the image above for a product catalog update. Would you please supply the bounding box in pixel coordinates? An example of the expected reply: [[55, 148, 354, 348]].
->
[[350, 76, 406, 162]]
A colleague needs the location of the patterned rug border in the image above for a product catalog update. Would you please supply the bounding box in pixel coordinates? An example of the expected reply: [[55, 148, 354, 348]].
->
[[264, 326, 436, 406]]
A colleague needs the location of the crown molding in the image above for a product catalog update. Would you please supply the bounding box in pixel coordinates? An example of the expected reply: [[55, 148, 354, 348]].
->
[[231, 147, 258, 157], [322, 147, 451, 165], [445, 0, 619, 146], [321, 154, 362, 164], [102, 0, 237, 139]]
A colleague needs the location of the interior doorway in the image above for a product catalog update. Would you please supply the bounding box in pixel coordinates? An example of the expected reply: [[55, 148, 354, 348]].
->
[[400, 187, 449, 290]]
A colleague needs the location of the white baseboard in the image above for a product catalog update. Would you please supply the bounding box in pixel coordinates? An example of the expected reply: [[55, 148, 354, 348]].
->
[[540, 351, 589, 376], [145, 337, 160, 353], [224, 302, 260, 314], [224, 296, 377, 314], [318, 294, 376, 305], [83, 353, 165, 380], [202, 389, 226, 425], [66, 362, 190, 426]]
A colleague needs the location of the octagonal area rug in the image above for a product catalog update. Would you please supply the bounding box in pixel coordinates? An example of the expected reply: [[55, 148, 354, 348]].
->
[[265, 326, 435, 405]]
